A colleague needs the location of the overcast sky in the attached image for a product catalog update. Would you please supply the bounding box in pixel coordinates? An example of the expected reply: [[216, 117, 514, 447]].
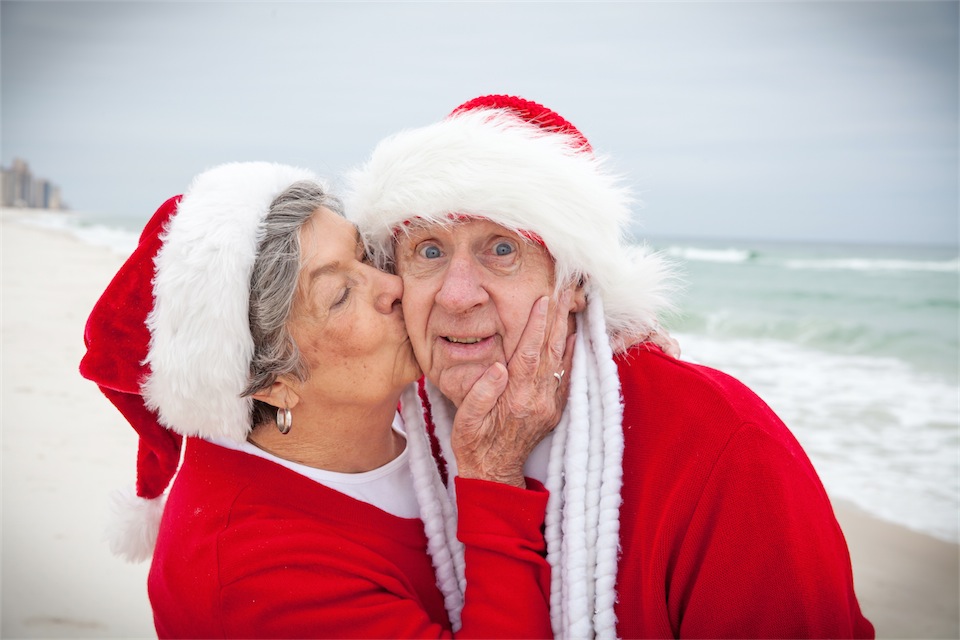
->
[[3, 0, 957, 245]]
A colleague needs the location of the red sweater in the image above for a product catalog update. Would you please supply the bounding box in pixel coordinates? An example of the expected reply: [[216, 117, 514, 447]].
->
[[148, 438, 552, 638], [612, 345, 874, 638]]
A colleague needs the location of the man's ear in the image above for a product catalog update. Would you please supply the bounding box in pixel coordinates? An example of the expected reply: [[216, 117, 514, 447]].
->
[[251, 378, 301, 410]]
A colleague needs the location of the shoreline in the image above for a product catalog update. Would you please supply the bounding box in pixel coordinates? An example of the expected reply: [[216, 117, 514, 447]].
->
[[1, 209, 957, 638], [833, 499, 959, 638]]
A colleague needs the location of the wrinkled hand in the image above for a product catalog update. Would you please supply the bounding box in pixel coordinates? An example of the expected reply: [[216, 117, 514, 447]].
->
[[452, 291, 576, 488]]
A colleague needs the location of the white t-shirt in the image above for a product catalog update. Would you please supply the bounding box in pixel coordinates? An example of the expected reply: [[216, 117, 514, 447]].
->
[[208, 412, 421, 519]]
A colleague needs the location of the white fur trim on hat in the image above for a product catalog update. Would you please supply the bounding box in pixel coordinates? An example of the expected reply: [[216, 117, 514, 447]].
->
[[142, 162, 320, 443], [347, 108, 676, 350]]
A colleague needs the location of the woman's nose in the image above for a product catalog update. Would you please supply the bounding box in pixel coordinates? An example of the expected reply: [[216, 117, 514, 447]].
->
[[372, 268, 404, 314]]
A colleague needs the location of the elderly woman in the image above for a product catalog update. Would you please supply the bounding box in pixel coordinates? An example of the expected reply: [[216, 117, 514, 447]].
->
[[348, 95, 875, 639], [80, 162, 573, 638]]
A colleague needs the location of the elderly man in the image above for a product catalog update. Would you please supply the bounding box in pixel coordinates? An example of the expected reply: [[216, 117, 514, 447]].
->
[[349, 95, 873, 639]]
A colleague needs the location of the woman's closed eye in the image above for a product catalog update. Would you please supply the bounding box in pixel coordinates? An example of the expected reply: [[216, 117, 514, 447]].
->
[[332, 286, 351, 308]]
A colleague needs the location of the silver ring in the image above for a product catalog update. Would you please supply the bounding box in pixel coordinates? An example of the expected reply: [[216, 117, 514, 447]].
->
[[553, 369, 565, 385]]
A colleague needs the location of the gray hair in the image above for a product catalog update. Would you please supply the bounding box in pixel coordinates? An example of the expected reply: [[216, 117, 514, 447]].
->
[[242, 180, 344, 427]]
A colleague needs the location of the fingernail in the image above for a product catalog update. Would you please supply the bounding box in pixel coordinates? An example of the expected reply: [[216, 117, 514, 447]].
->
[[539, 296, 550, 314], [489, 362, 506, 381]]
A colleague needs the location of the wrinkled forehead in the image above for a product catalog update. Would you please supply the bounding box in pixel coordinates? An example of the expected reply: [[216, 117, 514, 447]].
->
[[393, 214, 548, 250]]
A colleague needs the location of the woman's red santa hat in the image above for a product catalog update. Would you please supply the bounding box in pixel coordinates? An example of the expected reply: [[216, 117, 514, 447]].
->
[[80, 162, 320, 562]]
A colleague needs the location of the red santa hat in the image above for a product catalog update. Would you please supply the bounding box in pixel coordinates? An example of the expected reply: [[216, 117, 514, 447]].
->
[[347, 94, 674, 350], [80, 161, 320, 562]]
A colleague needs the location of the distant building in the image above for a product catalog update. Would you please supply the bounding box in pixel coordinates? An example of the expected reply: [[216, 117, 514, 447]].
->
[[0, 159, 66, 210]]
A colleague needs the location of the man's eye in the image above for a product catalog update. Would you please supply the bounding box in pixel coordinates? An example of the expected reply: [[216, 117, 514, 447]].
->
[[494, 242, 514, 256], [419, 244, 442, 259]]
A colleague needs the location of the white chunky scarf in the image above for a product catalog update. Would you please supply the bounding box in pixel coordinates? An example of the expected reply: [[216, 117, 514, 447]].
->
[[403, 296, 626, 638]]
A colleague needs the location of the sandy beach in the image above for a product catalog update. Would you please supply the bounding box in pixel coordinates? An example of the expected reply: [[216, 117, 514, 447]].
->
[[1, 208, 957, 639]]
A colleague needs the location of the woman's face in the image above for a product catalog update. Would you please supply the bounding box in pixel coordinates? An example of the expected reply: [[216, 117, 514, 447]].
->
[[286, 207, 420, 410]]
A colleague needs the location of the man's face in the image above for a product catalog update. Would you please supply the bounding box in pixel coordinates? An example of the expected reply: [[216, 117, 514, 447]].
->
[[395, 218, 556, 406]]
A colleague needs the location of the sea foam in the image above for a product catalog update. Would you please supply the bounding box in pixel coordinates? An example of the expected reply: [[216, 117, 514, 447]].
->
[[678, 332, 959, 543], [16, 211, 139, 256], [664, 246, 755, 263], [784, 257, 959, 273]]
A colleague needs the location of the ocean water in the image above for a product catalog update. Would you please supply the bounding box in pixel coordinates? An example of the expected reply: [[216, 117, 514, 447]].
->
[[655, 237, 959, 543], [24, 211, 960, 542]]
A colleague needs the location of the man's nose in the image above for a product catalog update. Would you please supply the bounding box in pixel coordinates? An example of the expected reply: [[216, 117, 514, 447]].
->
[[435, 253, 489, 312]]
